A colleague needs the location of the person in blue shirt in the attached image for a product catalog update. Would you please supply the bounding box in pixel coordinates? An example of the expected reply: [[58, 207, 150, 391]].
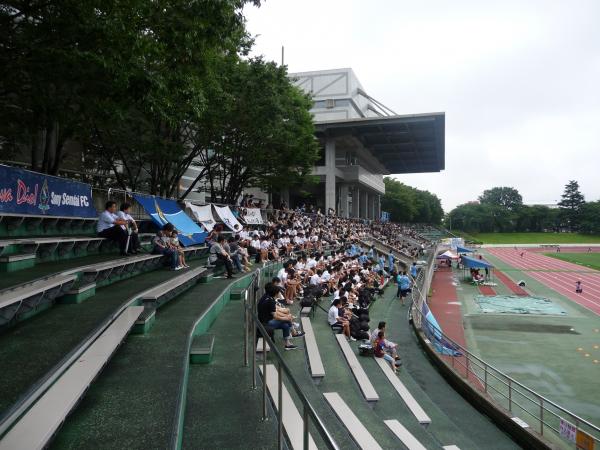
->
[[387, 253, 395, 275], [367, 246, 375, 260], [410, 262, 418, 279], [396, 271, 411, 306], [358, 252, 368, 265]]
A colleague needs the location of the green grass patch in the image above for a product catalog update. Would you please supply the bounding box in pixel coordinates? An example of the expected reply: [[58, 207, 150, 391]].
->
[[471, 232, 600, 244], [545, 252, 600, 271]]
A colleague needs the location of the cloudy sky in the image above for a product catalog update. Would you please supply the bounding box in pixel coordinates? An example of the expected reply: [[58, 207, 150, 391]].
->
[[244, 0, 600, 212]]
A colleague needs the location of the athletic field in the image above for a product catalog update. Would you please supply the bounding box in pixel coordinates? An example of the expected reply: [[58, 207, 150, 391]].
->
[[431, 246, 600, 435], [470, 232, 600, 244], [546, 252, 600, 272]]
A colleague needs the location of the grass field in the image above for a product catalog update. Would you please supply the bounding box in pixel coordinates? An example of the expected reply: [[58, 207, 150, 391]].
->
[[545, 252, 600, 271], [470, 232, 600, 244]]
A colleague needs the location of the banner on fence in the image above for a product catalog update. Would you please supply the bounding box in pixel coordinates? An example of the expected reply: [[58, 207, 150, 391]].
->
[[213, 205, 243, 231], [243, 208, 263, 225], [559, 418, 577, 443], [0, 164, 97, 218], [185, 202, 216, 232], [133, 194, 206, 246]]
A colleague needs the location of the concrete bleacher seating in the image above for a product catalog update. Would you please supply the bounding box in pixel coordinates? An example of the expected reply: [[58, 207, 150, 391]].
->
[[374, 357, 431, 425], [334, 334, 379, 402], [140, 266, 207, 309], [0, 213, 97, 238], [0, 274, 77, 326], [0, 306, 143, 450], [300, 317, 325, 379], [323, 392, 382, 450], [383, 419, 427, 450], [0, 234, 156, 272], [260, 364, 318, 450]]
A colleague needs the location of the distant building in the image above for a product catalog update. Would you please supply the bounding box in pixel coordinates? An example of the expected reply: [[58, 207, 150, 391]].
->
[[280, 68, 445, 218]]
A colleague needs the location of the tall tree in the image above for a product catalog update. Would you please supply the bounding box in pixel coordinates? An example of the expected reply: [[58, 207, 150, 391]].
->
[[558, 180, 585, 230], [180, 57, 319, 203], [382, 178, 443, 224], [478, 187, 523, 211]]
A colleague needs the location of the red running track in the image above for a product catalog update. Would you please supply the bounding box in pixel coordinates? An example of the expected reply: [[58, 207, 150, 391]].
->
[[494, 270, 528, 296], [478, 284, 496, 296], [486, 248, 600, 316], [429, 269, 484, 388]]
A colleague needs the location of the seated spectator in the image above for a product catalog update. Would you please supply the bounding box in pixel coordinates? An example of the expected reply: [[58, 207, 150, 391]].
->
[[170, 230, 189, 269], [116, 203, 141, 254], [257, 283, 301, 350], [328, 298, 353, 340], [371, 321, 400, 363], [97, 201, 129, 256], [209, 235, 235, 278], [374, 331, 399, 374], [152, 224, 181, 271]]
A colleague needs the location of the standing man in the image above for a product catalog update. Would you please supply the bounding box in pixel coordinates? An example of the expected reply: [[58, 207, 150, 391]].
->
[[410, 262, 418, 280], [396, 271, 411, 306], [97, 201, 129, 256]]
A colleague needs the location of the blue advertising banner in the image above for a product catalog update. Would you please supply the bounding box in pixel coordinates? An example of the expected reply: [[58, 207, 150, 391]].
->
[[0, 164, 97, 218], [133, 194, 207, 247], [380, 211, 390, 223]]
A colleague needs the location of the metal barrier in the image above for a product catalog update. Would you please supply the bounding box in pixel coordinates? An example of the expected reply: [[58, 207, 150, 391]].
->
[[239, 266, 339, 450], [409, 247, 600, 448]]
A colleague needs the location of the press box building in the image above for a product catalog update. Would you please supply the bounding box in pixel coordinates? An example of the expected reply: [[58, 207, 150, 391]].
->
[[179, 68, 445, 219]]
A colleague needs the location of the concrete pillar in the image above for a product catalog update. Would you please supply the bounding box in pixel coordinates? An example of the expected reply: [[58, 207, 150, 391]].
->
[[359, 190, 367, 218], [339, 184, 349, 218], [352, 186, 360, 218], [324, 138, 336, 212], [280, 188, 290, 207], [376, 194, 381, 220]]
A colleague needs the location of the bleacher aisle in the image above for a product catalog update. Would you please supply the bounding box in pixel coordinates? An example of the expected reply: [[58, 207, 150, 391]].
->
[[49, 273, 239, 449]]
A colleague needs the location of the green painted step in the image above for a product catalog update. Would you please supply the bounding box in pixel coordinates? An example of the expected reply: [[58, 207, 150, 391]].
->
[[189, 334, 215, 364]]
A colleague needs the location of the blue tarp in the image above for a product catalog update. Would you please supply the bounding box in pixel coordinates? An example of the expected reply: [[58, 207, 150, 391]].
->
[[461, 255, 494, 269], [133, 194, 207, 247], [456, 246, 474, 253], [421, 302, 462, 357]]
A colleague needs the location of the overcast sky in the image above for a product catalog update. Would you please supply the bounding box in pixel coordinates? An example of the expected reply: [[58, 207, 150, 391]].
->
[[244, 0, 600, 212]]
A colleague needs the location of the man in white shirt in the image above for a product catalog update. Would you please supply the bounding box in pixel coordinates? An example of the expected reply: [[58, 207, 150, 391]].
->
[[97, 201, 129, 256], [309, 270, 322, 286], [116, 203, 141, 254], [327, 298, 351, 339]]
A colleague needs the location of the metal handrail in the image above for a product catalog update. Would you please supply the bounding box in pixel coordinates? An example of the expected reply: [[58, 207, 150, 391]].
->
[[409, 254, 600, 446], [241, 266, 340, 450]]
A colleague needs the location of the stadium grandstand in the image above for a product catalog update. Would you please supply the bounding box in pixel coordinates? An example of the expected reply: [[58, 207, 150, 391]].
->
[[1, 163, 597, 450]]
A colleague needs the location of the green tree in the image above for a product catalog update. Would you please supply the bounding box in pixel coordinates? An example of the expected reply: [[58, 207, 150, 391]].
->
[[381, 178, 443, 224], [580, 201, 600, 234], [558, 180, 585, 231], [180, 57, 319, 203], [0, 0, 259, 184], [478, 187, 523, 211]]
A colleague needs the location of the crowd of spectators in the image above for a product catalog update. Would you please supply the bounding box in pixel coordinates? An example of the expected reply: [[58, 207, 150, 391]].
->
[[98, 199, 429, 370]]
